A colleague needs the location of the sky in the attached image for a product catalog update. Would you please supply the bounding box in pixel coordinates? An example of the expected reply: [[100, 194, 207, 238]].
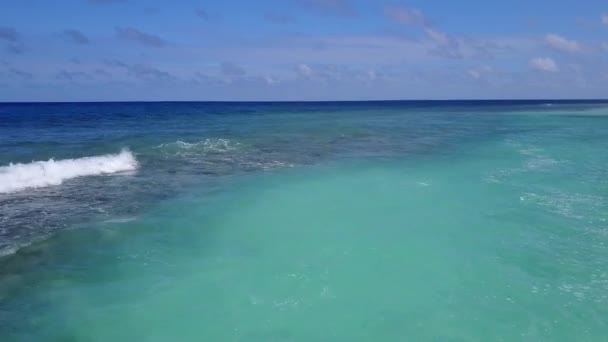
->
[[1, 0, 608, 101]]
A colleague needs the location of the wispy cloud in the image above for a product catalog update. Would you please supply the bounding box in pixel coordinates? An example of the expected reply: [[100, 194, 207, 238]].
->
[[264, 12, 295, 24], [105, 59, 176, 81], [193, 72, 224, 85], [383, 6, 462, 59], [3, 2, 606, 100], [529, 57, 559, 72], [0, 26, 19, 43], [195, 9, 209, 20], [115, 27, 168, 47], [56, 70, 93, 82], [384, 6, 428, 26], [94, 69, 112, 77], [220, 62, 246, 77], [104, 59, 128, 68], [602, 14, 608, 25], [9, 68, 33, 80], [193, 71, 281, 88], [297, 0, 355, 17], [62, 29, 90, 45], [296, 63, 314, 79], [5, 44, 25, 55], [87, 0, 127, 4], [467, 66, 493, 79], [127, 64, 175, 81], [425, 28, 461, 59], [464, 38, 514, 60], [293, 63, 375, 83], [544, 33, 581, 53]]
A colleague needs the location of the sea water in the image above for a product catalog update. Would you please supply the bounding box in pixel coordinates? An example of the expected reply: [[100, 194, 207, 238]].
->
[[1, 101, 607, 340]]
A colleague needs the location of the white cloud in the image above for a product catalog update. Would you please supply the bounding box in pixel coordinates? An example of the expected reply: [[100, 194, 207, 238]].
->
[[263, 76, 279, 85], [425, 28, 450, 46], [602, 14, 608, 25], [424, 28, 461, 58], [354, 69, 386, 82], [468, 70, 481, 79], [467, 66, 493, 79], [544, 34, 581, 52], [529, 57, 559, 72], [296, 63, 314, 78]]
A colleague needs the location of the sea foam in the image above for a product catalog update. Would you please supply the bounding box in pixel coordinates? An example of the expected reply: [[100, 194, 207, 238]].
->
[[0, 149, 138, 194], [156, 138, 241, 154]]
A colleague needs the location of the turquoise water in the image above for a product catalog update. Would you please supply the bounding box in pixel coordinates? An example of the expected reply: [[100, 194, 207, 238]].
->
[[1, 102, 608, 340]]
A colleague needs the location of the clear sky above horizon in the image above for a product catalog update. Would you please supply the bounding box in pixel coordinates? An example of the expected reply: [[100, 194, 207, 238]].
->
[[1, 0, 607, 101]]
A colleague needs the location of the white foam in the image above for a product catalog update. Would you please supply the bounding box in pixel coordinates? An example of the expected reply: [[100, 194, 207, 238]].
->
[[157, 138, 241, 154], [0, 149, 138, 194]]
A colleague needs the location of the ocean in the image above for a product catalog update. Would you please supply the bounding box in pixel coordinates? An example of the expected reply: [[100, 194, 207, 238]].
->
[[1, 101, 607, 340]]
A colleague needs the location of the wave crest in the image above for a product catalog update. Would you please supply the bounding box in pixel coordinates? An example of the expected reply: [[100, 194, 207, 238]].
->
[[0, 149, 138, 194]]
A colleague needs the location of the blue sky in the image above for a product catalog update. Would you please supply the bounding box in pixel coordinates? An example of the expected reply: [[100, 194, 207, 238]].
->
[[1, 0, 607, 101]]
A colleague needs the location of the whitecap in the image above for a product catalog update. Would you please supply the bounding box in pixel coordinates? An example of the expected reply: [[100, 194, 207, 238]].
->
[[0, 149, 138, 194]]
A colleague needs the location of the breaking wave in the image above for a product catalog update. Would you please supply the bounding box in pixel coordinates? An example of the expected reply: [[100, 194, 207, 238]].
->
[[0, 149, 138, 194]]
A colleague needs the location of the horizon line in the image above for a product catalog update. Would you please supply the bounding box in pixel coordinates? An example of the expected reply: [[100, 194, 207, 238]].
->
[[2, 99, 608, 104]]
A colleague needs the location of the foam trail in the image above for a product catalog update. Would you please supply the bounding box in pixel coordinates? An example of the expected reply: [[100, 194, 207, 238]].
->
[[0, 149, 138, 194]]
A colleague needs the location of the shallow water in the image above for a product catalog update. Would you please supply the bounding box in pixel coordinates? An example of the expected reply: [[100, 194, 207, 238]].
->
[[1, 101, 608, 340]]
